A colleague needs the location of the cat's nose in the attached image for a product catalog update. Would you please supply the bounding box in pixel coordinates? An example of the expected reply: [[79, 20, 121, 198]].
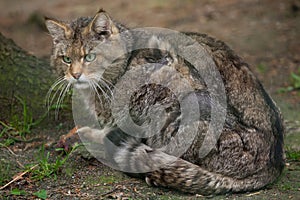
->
[[72, 72, 82, 80]]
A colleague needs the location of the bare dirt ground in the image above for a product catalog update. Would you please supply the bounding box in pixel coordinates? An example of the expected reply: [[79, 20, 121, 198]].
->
[[0, 0, 300, 199]]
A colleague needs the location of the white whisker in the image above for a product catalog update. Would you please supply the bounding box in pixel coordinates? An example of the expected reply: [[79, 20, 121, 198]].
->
[[46, 77, 66, 111], [46, 77, 64, 105], [54, 84, 67, 118], [89, 74, 116, 99], [89, 81, 103, 109], [55, 82, 72, 119], [99, 76, 115, 88], [99, 79, 114, 100], [46, 72, 119, 119], [93, 80, 114, 102], [49, 80, 67, 108]]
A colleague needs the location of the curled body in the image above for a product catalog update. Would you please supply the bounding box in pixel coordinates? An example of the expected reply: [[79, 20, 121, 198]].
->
[[45, 10, 285, 195]]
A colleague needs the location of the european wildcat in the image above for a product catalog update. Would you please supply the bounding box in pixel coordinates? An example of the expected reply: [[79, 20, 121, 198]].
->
[[45, 9, 285, 195]]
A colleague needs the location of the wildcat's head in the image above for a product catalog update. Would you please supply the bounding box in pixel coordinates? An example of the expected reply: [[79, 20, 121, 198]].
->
[[45, 9, 131, 90]]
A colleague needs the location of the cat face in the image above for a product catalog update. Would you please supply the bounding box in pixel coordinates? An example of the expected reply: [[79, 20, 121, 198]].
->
[[46, 10, 130, 89]]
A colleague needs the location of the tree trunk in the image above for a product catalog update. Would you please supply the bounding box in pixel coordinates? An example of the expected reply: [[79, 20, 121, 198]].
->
[[0, 32, 56, 121]]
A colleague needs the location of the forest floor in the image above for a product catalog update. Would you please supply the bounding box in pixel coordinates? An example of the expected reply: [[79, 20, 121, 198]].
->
[[0, 0, 300, 199]]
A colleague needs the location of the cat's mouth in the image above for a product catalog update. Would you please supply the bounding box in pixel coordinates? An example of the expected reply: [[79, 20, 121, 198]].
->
[[73, 80, 90, 89], [66, 77, 87, 88], [68, 74, 91, 89], [67, 74, 114, 102]]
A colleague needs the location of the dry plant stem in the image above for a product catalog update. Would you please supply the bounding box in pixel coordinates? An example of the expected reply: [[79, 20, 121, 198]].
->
[[3, 146, 18, 157], [16, 160, 25, 169], [245, 191, 262, 197], [0, 164, 38, 190]]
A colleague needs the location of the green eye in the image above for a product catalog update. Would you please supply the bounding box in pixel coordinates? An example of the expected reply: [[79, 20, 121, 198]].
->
[[84, 53, 96, 62], [62, 56, 72, 64]]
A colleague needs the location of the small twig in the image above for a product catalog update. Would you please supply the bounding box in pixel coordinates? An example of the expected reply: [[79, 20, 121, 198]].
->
[[16, 160, 25, 169], [245, 191, 261, 197], [0, 164, 38, 190], [3, 146, 18, 156]]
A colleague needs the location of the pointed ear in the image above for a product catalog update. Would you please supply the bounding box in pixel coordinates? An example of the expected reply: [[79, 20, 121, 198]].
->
[[45, 17, 73, 42], [84, 10, 119, 36]]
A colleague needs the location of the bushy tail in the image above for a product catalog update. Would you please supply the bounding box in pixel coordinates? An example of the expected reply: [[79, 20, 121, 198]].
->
[[111, 135, 281, 195], [144, 154, 280, 195]]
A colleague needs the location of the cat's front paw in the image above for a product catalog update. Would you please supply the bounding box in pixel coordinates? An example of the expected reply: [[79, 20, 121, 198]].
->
[[56, 126, 80, 152]]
